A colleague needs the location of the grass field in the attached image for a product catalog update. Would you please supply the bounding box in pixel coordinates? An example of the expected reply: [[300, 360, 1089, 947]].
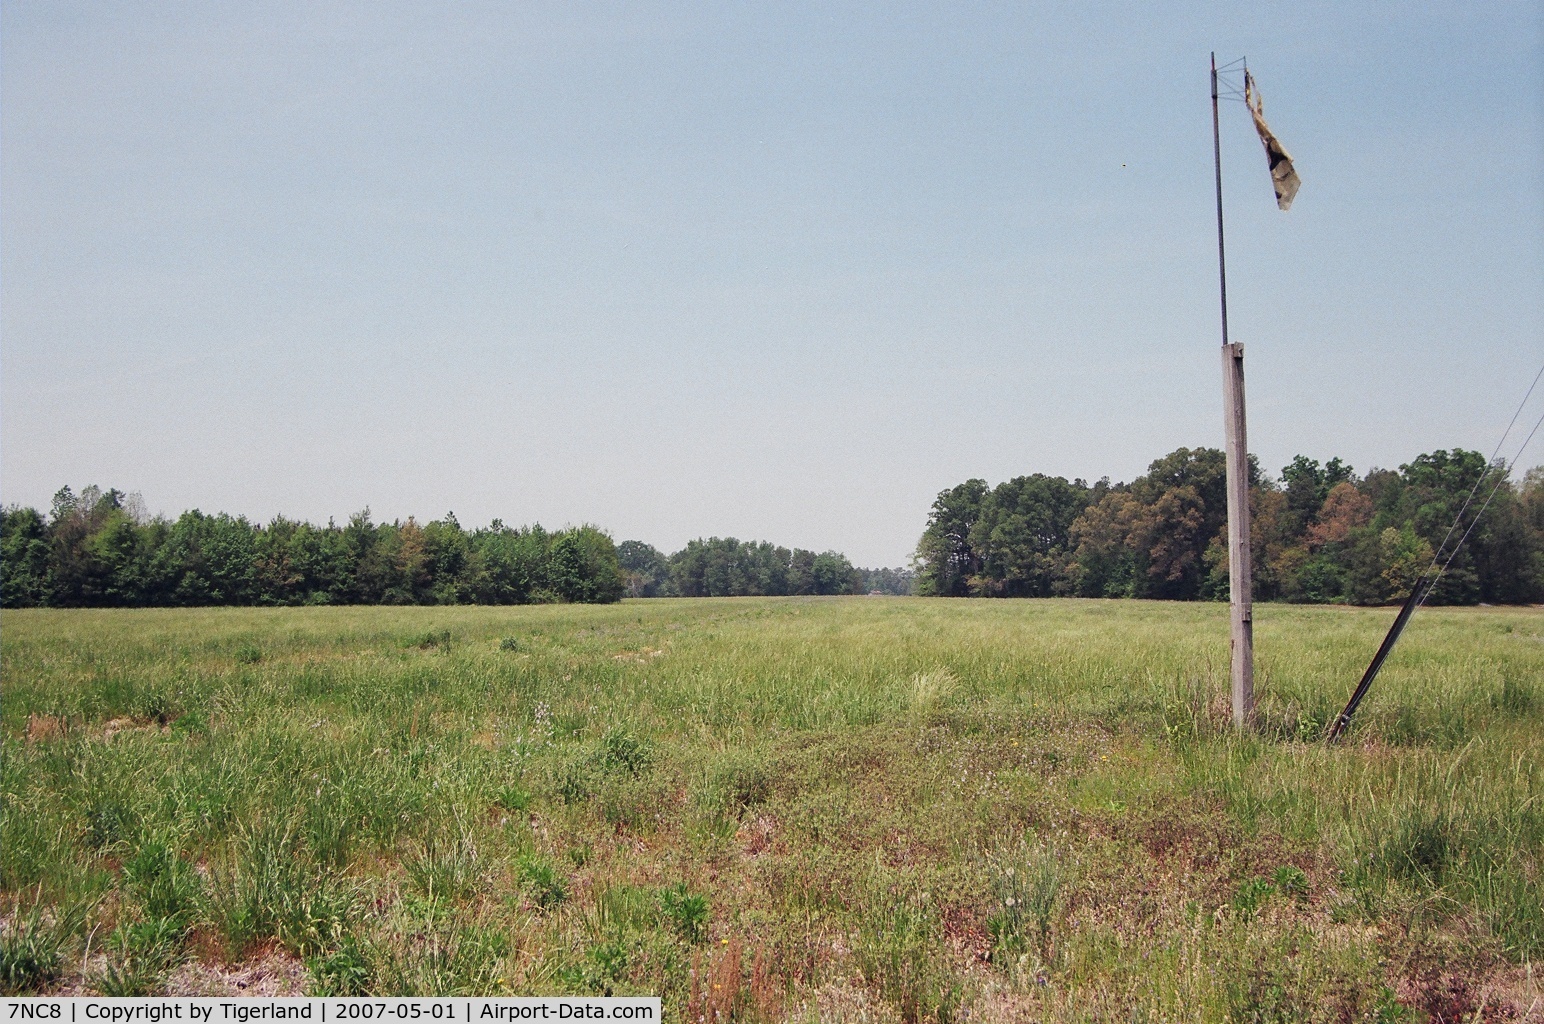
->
[[2, 597, 1541, 1020]]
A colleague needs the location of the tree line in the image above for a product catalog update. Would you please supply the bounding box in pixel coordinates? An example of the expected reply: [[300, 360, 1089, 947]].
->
[[616, 538, 913, 598], [1, 487, 627, 607], [915, 447, 1544, 604], [0, 487, 914, 608], [13, 445, 1532, 609]]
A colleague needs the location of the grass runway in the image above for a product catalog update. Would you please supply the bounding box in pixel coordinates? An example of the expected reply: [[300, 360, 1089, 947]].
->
[[3, 597, 1541, 1020]]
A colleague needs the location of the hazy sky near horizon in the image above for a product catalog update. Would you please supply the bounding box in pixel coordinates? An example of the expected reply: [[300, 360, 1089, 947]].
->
[[4, 2, 1542, 566]]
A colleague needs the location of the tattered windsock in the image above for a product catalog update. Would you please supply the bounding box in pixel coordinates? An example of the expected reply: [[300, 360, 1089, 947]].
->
[[1244, 71, 1300, 210]]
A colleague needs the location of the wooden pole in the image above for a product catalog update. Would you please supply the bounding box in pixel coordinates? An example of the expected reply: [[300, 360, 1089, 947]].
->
[[1213, 54, 1255, 727], [1221, 343, 1255, 727]]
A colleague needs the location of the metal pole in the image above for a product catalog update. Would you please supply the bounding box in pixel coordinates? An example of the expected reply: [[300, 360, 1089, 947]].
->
[[1213, 54, 1255, 728], [1212, 54, 1229, 349]]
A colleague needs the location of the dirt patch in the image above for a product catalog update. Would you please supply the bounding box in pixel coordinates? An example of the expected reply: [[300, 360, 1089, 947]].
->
[[1392, 958, 1543, 1022], [163, 949, 307, 997], [26, 713, 67, 742], [736, 815, 778, 857], [789, 977, 904, 1024]]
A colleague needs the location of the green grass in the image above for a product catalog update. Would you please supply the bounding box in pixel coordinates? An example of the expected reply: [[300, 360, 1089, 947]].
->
[[2, 598, 1540, 1019]]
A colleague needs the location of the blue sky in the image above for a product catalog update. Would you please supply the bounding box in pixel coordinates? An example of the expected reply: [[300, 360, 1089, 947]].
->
[[3, 2, 1541, 566]]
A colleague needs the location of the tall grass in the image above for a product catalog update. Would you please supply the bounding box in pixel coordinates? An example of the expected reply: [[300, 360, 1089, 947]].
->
[[2, 597, 1539, 1017]]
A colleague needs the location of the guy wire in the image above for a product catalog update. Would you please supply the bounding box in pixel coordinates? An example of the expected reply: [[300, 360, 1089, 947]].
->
[[1420, 376, 1544, 606], [1417, 358, 1544, 598]]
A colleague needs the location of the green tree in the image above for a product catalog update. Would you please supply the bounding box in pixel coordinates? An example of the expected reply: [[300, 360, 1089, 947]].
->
[[810, 551, 861, 595], [969, 474, 1090, 597], [471, 524, 550, 604], [617, 540, 671, 597], [1, 505, 52, 607], [151, 510, 257, 605], [669, 538, 792, 597], [547, 526, 625, 604], [915, 480, 988, 596]]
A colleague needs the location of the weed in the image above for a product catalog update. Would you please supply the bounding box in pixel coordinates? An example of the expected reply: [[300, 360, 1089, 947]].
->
[[135, 688, 178, 725], [379, 921, 510, 996], [516, 856, 568, 912], [120, 839, 203, 924], [1371, 986, 1418, 1023], [3, 598, 1539, 1008], [1160, 676, 1222, 746], [1232, 877, 1276, 921], [659, 883, 708, 944], [0, 899, 82, 995], [697, 750, 771, 816], [83, 799, 137, 851], [908, 669, 957, 719], [498, 637, 521, 652], [555, 759, 593, 805], [1223, 955, 1311, 1024], [493, 785, 531, 813], [593, 884, 658, 936], [1271, 865, 1309, 899], [595, 727, 649, 776], [985, 843, 1065, 965], [206, 823, 357, 957], [1494, 674, 1535, 715], [404, 836, 482, 904], [1376, 807, 1459, 883], [856, 893, 960, 1023], [556, 727, 651, 805], [307, 935, 374, 995], [97, 917, 186, 996], [561, 939, 631, 996], [304, 797, 357, 870], [234, 642, 264, 665], [409, 630, 453, 651]]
